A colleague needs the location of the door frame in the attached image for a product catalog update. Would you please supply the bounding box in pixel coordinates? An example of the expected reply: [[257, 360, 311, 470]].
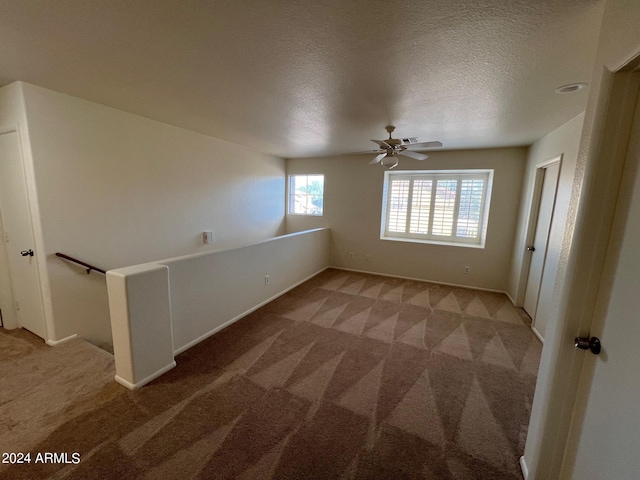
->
[[522, 61, 640, 478], [0, 123, 49, 339], [0, 204, 19, 329], [559, 62, 640, 479], [522, 154, 562, 341]]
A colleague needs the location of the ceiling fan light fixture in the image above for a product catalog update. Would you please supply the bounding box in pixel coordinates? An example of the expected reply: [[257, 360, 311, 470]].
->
[[381, 153, 399, 169]]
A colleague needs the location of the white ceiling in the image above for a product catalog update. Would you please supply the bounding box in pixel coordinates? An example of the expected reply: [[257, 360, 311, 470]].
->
[[0, 0, 604, 159]]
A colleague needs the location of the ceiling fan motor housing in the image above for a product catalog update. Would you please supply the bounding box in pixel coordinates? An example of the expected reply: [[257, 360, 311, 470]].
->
[[368, 125, 440, 167]]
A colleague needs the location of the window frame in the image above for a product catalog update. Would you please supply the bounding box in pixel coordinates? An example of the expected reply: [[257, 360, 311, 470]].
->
[[380, 169, 493, 248], [287, 174, 325, 216]]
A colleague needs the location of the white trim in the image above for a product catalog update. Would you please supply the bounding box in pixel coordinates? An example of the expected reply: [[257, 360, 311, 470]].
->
[[516, 155, 563, 308], [536, 154, 562, 169], [520, 456, 529, 480], [158, 228, 328, 264], [331, 266, 508, 295], [287, 173, 325, 216], [526, 158, 562, 333], [173, 266, 329, 355], [388, 168, 496, 175], [0, 126, 50, 340], [46, 333, 78, 346], [115, 361, 177, 390], [531, 326, 545, 344], [380, 236, 485, 249]]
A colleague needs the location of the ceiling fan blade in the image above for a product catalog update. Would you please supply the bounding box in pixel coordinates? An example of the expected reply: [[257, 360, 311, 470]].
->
[[369, 152, 388, 164], [400, 150, 428, 161], [371, 139, 392, 149], [406, 141, 443, 149]]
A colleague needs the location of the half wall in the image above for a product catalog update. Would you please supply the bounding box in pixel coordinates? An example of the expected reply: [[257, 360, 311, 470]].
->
[[107, 228, 330, 389]]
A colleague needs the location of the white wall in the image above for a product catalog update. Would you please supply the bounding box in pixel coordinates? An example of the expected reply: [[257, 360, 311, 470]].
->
[[287, 148, 526, 292], [597, 0, 640, 72], [563, 75, 640, 480], [522, 0, 640, 478], [18, 82, 286, 345], [107, 228, 330, 389], [508, 114, 585, 309], [559, 0, 640, 477], [166, 228, 330, 353]]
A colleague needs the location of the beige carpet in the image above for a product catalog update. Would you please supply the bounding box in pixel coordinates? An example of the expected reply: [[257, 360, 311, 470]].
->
[[0, 329, 117, 474], [0, 268, 541, 479]]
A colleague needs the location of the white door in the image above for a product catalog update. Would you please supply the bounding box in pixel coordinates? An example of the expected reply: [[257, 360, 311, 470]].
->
[[562, 95, 640, 480], [523, 161, 560, 337], [0, 131, 47, 338], [0, 208, 19, 329]]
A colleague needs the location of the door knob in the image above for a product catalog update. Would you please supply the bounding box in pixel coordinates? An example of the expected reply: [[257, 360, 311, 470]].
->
[[526, 246, 536, 251], [575, 336, 601, 355], [20, 249, 34, 257]]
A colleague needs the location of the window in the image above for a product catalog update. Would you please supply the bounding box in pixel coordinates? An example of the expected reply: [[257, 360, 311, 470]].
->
[[288, 174, 324, 216], [381, 170, 493, 247]]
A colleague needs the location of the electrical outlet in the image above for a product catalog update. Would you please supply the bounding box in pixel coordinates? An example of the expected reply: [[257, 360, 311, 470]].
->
[[349, 252, 354, 259], [464, 266, 471, 274], [265, 275, 270, 285]]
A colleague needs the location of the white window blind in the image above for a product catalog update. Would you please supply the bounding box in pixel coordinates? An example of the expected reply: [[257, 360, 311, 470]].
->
[[388, 179, 410, 232], [409, 179, 432, 234], [381, 170, 493, 247]]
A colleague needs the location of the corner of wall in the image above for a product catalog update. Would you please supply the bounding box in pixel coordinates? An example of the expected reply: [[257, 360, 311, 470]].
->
[[106, 264, 175, 390]]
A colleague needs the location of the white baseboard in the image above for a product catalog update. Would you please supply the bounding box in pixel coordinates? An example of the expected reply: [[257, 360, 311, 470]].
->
[[115, 360, 177, 390], [520, 455, 529, 479], [331, 266, 508, 296], [46, 334, 78, 346], [531, 325, 545, 344]]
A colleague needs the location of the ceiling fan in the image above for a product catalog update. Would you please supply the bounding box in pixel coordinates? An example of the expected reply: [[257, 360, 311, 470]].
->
[[368, 125, 443, 169]]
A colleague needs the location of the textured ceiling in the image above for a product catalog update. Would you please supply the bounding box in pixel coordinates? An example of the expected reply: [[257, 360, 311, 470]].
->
[[0, 0, 604, 158]]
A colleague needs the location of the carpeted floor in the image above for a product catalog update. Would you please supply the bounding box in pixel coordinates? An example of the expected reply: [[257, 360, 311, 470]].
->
[[0, 268, 541, 479]]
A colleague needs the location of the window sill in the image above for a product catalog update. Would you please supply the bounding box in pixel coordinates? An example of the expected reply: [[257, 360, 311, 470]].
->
[[380, 235, 485, 249]]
